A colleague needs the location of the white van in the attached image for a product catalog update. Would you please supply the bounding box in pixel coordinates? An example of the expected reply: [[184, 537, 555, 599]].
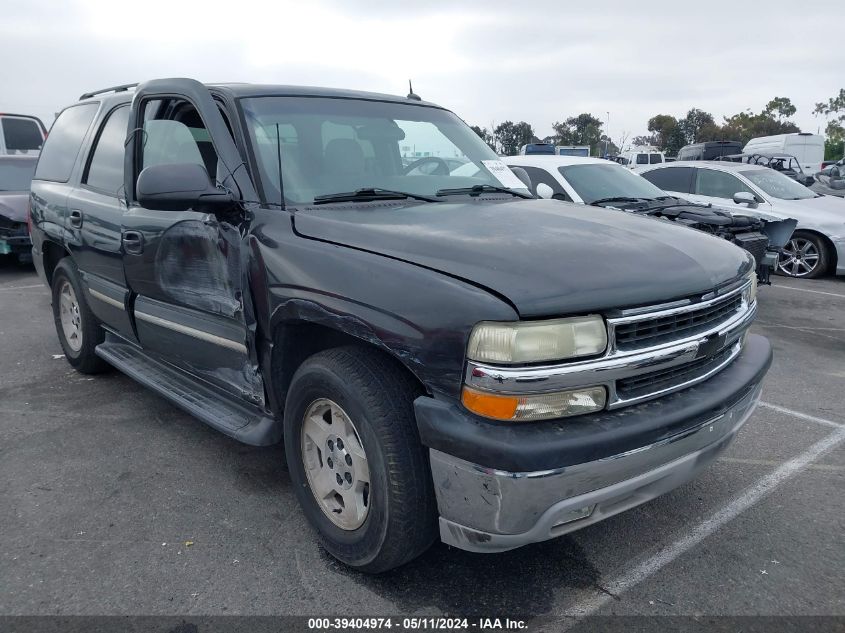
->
[[743, 133, 824, 174], [620, 148, 665, 169]]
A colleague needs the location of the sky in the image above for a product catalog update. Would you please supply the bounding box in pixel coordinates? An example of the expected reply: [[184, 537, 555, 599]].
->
[[1, 0, 843, 147]]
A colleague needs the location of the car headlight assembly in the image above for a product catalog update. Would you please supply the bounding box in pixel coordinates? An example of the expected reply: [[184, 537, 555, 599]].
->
[[466, 316, 607, 365], [743, 270, 757, 305]]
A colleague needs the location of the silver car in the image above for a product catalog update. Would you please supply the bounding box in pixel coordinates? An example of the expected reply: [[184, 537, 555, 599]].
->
[[640, 161, 845, 279]]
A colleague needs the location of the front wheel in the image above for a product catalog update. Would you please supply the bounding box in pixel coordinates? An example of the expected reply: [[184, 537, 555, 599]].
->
[[777, 231, 830, 279], [284, 346, 437, 573]]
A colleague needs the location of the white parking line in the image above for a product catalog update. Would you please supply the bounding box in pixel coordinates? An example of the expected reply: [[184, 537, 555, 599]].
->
[[769, 284, 845, 299], [759, 401, 844, 429], [561, 423, 845, 625], [0, 284, 44, 291]]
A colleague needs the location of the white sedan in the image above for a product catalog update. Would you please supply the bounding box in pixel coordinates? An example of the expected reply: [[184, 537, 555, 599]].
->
[[638, 161, 845, 279]]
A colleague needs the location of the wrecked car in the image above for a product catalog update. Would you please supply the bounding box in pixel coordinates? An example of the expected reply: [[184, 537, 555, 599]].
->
[[0, 155, 37, 262], [505, 155, 796, 284], [30, 79, 772, 572]]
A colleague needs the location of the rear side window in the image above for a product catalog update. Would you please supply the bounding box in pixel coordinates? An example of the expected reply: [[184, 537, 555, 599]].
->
[[84, 106, 130, 194], [649, 154, 663, 164], [636, 154, 648, 164], [2, 117, 44, 151], [641, 167, 694, 193], [34, 104, 98, 182]]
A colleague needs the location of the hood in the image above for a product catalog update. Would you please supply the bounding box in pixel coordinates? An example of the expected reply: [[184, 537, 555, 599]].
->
[[0, 192, 29, 224], [770, 195, 845, 228], [292, 199, 752, 318]]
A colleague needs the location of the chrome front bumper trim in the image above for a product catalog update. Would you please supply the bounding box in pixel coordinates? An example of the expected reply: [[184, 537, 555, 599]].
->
[[466, 299, 755, 408], [433, 383, 761, 552]]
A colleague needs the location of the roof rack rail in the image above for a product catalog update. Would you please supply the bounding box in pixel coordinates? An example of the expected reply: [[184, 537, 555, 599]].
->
[[79, 83, 139, 101]]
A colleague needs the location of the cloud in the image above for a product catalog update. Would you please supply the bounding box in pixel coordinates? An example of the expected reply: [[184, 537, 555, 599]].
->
[[0, 0, 842, 141]]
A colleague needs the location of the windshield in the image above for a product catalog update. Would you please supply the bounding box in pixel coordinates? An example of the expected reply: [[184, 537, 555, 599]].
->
[[558, 163, 667, 204], [0, 159, 37, 191], [240, 96, 524, 205], [739, 168, 816, 200]]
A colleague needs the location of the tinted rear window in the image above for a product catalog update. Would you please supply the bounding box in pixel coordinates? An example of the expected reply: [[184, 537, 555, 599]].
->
[[641, 167, 694, 193], [2, 117, 44, 151], [636, 154, 648, 164], [34, 104, 98, 182], [649, 154, 663, 164], [0, 159, 37, 191]]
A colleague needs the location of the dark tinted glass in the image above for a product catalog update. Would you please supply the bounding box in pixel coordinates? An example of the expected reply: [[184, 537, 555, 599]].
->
[[649, 154, 663, 164], [2, 117, 44, 151], [695, 169, 753, 199], [636, 154, 648, 164], [640, 167, 694, 193], [34, 104, 98, 182], [84, 106, 129, 193]]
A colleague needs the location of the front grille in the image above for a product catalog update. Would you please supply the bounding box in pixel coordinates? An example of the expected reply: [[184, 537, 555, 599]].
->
[[733, 232, 768, 266], [614, 293, 743, 351], [616, 344, 736, 400]]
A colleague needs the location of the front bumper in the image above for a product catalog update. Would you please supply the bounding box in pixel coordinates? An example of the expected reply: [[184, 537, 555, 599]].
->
[[417, 334, 772, 553]]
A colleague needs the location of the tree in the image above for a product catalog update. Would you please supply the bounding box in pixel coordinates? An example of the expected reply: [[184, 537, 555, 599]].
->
[[815, 89, 845, 160], [552, 113, 604, 155], [631, 134, 657, 147], [493, 120, 535, 156], [470, 124, 496, 152], [720, 109, 799, 145], [679, 108, 716, 144], [764, 97, 797, 120]]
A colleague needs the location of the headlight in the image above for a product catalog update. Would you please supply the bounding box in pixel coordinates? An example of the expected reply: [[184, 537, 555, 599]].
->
[[467, 316, 607, 364], [462, 385, 607, 422], [743, 270, 757, 305]]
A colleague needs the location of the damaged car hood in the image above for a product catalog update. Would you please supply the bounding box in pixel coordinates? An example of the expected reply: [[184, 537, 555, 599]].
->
[[292, 199, 752, 317], [0, 192, 28, 224]]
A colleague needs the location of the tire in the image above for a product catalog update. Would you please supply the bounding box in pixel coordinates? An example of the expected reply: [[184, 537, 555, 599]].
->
[[51, 258, 109, 374], [777, 231, 831, 279], [284, 346, 437, 573]]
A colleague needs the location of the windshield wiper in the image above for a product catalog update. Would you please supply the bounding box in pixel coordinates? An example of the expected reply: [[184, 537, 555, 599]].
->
[[436, 184, 532, 199], [312, 188, 439, 205], [590, 196, 647, 206]]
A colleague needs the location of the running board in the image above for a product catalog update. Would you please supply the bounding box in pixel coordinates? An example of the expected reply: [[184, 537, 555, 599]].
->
[[95, 339, 281, 446]]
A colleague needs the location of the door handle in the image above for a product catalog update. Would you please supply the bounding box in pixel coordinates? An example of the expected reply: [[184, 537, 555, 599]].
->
[[69, 209, 83, 229], [122, 230, 144, 254]]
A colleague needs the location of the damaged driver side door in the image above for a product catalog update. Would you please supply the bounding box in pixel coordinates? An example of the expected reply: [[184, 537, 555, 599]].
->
[[121, 82, 264, 406]]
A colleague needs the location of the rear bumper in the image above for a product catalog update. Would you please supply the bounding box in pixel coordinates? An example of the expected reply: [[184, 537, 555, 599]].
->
[[417, 334, 772, 552], [0, 233, 31, 256]]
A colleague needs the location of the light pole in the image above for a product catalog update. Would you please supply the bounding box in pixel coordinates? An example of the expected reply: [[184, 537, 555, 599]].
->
[[604, 112, 610, 158]]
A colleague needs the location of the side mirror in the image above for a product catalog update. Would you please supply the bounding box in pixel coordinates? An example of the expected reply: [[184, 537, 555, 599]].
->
[[536, 183, 555, 199], [733, 191, 758, 207], [137, 163, 235, 212], [509, 166, 532, 190]]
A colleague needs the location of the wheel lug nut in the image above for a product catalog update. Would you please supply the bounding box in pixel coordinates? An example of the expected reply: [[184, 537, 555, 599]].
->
[[344, 472, 352, 484], [336, 473, 343, 485], [327, 457, 333, 469], [345, 454, 352, 466], [336, 439, 344, 450]]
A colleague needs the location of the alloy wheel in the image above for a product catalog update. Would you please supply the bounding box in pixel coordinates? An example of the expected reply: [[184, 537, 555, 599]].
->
[[778, 237, 820, 277], [58, 280, 83, 352], [300, 398, 371, 530]]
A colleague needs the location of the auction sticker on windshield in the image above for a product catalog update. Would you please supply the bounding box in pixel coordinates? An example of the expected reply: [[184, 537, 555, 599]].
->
[[482, 160, 528, 190]]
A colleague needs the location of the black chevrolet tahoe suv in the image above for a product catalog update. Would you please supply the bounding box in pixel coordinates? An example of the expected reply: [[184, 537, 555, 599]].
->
[[30, 79, 772, 572]]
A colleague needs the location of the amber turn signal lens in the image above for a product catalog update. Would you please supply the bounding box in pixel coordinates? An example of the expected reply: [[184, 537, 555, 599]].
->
[[461, 387, 519, 420]]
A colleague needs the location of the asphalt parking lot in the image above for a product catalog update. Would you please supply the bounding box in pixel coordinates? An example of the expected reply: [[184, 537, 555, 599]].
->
[[0, 257, 843, 628]]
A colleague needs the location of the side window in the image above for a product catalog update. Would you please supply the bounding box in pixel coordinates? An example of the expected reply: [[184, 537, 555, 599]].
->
[[83, 106, 130, 194], [641, 167, 694, 193], [636, 154, 648, 165], [516, 166, 571, 201], [2, 117, 44, 152], [34, 103, 99, 182], [649, 154, 663, 164], [694, 169, 753, 199], [140, 99, 218, 179]]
